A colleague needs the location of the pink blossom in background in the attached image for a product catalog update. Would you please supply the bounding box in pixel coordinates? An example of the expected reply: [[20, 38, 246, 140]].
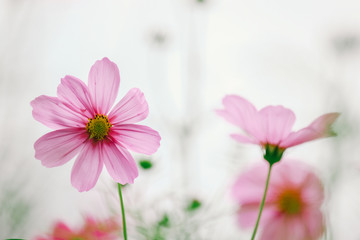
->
[[35, 217, 120, 240], [31, 57, 161, 191], [216, 95, 339, 163], [232, 161, 324, 240]]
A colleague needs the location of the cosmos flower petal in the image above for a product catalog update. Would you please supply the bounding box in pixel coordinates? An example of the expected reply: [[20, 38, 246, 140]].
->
[[108, 88, 149, 124], [52, 222, 75, 238], [237, 204, 277, 228], [258, 106, 296, 145], [232, 161, 283, 204], [71, 141, 104, 192], [34, 128, 87, 167], [280, 112, 340, 148], [57, 75, 95, 119], [286, 217, 309, 240], [82, 216, 119, 235], [303, 209, 324, 239], [260, 215, 288, 240], [216, 95, 260, 138], [31, 95, 86, 129], [102, 141, 138, 185], [36, 217, 120, 240], [111, 124, 161, 155], [261, 215, 308, 240], [88, 57, 120, 114], [299, 172, 324, 207]]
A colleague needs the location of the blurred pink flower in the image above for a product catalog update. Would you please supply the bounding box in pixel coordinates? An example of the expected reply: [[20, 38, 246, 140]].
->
[[233, 161, 324, 240], [216, 95, 339, 163], [35, 217, 120, 240], [31, 57, 161, 191]]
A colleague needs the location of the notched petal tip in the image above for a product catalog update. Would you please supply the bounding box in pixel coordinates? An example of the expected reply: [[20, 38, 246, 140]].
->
[[316, 112, 340, 137], [109, 88, 149, 124], [111, 124, 161, 155], [88, 57, 120, 114], [280, 112, 340, 148]]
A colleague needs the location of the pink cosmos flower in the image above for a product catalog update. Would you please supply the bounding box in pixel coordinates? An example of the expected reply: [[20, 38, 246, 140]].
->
[[35, 216, 120, 240], [216, 95, 339, 164], [31, 57, 161, 191], [232, 161, 324, 240]]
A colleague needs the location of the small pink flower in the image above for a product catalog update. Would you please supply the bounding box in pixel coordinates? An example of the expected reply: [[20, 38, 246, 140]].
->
[[31, 58, 161, 191], [216, 95, 339, 164], [232, 161, 324, 240], [35, 217, 120, 240]]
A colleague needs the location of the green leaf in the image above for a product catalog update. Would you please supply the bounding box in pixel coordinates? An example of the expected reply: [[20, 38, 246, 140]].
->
[[186, 199, 202, 212], [139, 160, 153, 169], [158, 214, 170, 228]]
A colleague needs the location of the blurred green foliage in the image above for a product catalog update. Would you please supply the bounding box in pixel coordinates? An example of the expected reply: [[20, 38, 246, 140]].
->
[[186, 199, 201, 212], [139, 160, 153, 170], [0, 188, 31, 237]]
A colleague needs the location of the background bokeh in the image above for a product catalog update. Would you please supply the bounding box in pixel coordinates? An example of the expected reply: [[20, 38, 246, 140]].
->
[[1, 0, 360, 239]]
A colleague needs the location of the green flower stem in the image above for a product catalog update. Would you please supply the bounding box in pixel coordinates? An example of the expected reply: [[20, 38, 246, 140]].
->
[[251, 163, 273, 240], [118, 183, 127, 240]]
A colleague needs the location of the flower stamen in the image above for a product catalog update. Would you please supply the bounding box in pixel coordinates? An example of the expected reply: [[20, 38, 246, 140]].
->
[[86, 114, 112, 141], [277, 189, 302, 215]]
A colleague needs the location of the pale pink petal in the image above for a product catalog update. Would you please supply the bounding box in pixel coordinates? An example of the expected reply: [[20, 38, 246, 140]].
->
[[280, 113, 340, 148], [285, 217, 308, 240], [271, 160, 309, 187], [260, 215, 287, 240], [258, 106, 296, 145], [110, 124, 161, 155], [230, 134, 258, 144], [34, 128, 87, 167], [108, 88, 149, 125], [31, 95, 86, 129], [232, 164, 269, 204], [232, 162, 284, 204], [102, 141, 138, 184], [88, 57, 120, 114], [57, 75, 95, 119], [216, 95, 257, 128], [300, 172, 324, 207], [261, 215, 307, 240], [71, 141, 103, 192], [302, 208, 324, 239], [269, 161, 324, 201], [216, 95, 262, 140], [53, 222, 75, 237], [237, 204, 278, 228]]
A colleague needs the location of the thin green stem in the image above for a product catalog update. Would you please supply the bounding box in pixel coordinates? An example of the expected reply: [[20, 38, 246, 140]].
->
[[251, 163, 273, 240], [118, 183, 127, 240]]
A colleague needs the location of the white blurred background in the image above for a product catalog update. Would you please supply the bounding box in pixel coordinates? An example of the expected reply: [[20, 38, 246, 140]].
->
[[1, 0, 360, 239]]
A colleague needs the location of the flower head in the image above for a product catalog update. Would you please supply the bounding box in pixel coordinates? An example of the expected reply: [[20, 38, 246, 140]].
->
[[35, 217, 120, 240], [31, 57, 161, 191], [232, 161, 324, 240], [216, 95, 339, 164]]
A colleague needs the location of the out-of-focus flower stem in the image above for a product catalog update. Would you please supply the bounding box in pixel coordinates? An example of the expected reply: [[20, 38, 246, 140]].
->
[[251, 163, 273, 240], [118, 183, 128, 240]]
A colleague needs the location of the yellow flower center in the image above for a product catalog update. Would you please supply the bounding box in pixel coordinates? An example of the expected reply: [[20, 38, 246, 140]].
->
[[86, 114, 112, 141], [277, 189, 302, 215], [71, 237, 84, 240]]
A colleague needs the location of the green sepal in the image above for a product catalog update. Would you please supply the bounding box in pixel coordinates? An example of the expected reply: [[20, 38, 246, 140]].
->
[[263, 144, 285, 165]]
